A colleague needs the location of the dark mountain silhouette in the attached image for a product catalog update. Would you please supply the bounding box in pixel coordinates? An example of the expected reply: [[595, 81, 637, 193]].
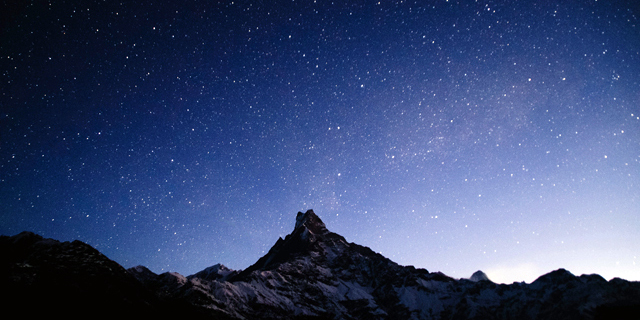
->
[[2, 210, 639, 319]]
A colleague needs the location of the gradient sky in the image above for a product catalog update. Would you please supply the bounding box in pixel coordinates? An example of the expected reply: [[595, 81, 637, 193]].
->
[[1, 0, 638, 284]]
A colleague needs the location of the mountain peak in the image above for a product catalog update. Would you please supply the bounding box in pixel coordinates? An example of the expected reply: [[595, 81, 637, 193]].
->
[[470, 270, 491, 282], [532, 268, 576, 287], [189, 263, 236, 281], [294, 209, 328, 236], [232, 210, 342, 277]]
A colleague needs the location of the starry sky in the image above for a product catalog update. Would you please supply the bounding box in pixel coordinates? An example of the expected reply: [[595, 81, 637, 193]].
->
[[1, 0, 639, 283]]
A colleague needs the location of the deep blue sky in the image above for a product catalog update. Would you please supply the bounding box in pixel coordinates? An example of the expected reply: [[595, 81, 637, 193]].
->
[[1, 0, 639, 283]]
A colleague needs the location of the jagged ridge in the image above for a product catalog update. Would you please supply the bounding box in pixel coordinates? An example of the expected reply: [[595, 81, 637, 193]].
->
[[236, 209, 348, 277], [132, 210, 640, 320], [3, 211, 640, 320]]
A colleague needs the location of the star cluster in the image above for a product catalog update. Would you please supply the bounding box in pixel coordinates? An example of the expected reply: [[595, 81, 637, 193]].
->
[[1, 0, 638, 282]]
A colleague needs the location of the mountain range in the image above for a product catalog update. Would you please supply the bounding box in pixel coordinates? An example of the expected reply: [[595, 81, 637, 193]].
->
[[1, 209, 638, 319]]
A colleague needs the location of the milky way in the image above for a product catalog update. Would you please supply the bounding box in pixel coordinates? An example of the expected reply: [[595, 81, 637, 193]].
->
[[1, 0, 638, 283]]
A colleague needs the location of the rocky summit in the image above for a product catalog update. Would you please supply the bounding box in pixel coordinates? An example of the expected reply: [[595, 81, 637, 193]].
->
[[2, 210, 640, 319]]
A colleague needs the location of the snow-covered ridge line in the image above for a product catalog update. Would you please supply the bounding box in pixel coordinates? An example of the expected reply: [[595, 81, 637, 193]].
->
[[3, 211, 640, 319]]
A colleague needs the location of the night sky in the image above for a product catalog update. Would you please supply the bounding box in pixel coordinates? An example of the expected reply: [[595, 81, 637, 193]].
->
[[1, 0, 639, 283]]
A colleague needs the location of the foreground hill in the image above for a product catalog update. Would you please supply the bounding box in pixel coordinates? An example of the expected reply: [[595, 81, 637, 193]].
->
[[0, 230, 226, 319], [2, 210, 639, 319]]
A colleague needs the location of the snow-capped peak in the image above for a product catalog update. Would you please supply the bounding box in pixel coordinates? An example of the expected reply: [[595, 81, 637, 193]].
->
[[469, 270, 491, 282], [190, 263, 236, 281]]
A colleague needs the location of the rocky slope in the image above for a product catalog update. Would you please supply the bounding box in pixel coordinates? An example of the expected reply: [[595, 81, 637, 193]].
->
[[129, 210, 640, 319], [2, 210, 639, 319]]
